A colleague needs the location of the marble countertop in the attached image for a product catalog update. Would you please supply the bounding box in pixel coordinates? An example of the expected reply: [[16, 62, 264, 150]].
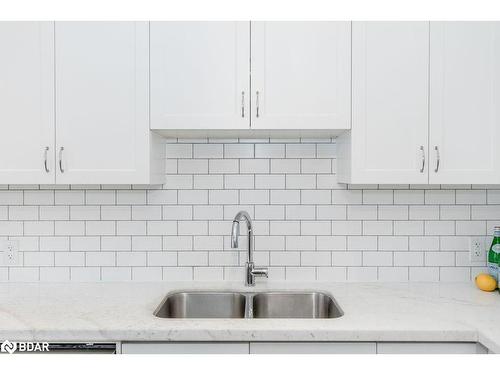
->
[[0, 282, 499, 353]]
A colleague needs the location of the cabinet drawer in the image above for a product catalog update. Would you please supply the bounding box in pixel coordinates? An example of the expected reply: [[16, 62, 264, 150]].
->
[[249, 342, 376, 354], [376, 342, 487, 354], [121, 342, 249, 354]]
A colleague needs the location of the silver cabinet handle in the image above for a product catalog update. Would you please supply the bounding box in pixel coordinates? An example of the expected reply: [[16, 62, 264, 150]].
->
[[419, 146, 425, 173], [434, 146, 440, 173], [43, 146, 50, 173], [58, 147, 65, 173], [241, 91, 245, 118], [256, 91, 260, 118]]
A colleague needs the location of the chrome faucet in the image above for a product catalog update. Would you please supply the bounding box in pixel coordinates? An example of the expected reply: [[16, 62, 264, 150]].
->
[[231, 211, 268, 286]]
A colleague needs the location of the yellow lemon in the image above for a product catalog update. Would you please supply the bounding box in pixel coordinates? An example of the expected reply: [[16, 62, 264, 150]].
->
[[475, 273, 497, 292]]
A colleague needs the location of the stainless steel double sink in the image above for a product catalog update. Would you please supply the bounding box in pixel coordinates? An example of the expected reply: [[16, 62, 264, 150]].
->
[[154, 291, 343, 319]]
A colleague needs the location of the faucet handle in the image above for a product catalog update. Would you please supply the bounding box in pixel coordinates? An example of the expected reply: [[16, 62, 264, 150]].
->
[[251, 266, 268, 278]]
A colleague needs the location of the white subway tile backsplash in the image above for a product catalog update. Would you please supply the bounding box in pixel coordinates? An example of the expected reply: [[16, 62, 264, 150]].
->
[[425, 251, 455, 266], [425, 190, 455, 205], [255, 175, 285, 189], [456, 190, 486, 204], [55, 191, 85, 205], [409, 267, 439, 282], [132, 267, 163, 281], [1, 138, 498, 282], [286, 144, 316, 158], [347, 205, 377, 220], [164, 175, 193, 189], [40, 267, 70, 282], [394, 252, 424, 266], [177, 159, 208, 174], [194, 144, 223, 159], [270, 190, 300, 204], [317, 266, 346, 281], [71, 236, 100, 252], [271, 159, 300, 174], [363, 190, 393, 204], [40, 206, 69, 220], [0, 191, 23, 205], [347, 267, 378, 281], [24, 191, 53, 205], [378, 267, 408, 282], [40, 237, 70, 252], [224, 144, 254, 158], [240, 159, 269, 174], [255, 144, 284, 158], [225, 175, 254, 189], [9, 206, 38, 220], [286, 175, 316, 189], [193, 175, 224, 189], [209, 159, 239, 174]]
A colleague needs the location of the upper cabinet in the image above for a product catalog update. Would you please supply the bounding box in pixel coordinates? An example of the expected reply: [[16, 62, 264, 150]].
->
[[150, 22, 250, 130], [339, 21, 500, 185], [150, 21, 351, 134], [251, 22, 351, 130], [0, 22, 55, 185], [429, 22, 500, 184], [338, 22, 429, 184], [1, 21, 500, 185], [55, 22, 163, 185]]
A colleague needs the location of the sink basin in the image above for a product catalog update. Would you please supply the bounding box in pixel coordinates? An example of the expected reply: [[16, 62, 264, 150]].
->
[[154, 290, 343, 319], [252, 292, 343, 319], [154, 292, 247, 318]]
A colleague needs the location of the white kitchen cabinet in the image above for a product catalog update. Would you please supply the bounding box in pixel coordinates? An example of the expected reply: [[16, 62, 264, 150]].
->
[[121, 341, 487, 354], [337, 22, 429, 184], [121, 342, 250, 354], [376, 342, 488, 354], [150, 22, 250, 131], [429, 22, 500, 184], [150, 21, 350, 135], [55, 21, 164, 185], [249, 342, 376, 354], [251, 21, 351, 130], [0, 22, 55, 184]]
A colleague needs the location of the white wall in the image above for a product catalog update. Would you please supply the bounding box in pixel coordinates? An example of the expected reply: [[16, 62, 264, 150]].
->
[[0, 137, 497, 282]]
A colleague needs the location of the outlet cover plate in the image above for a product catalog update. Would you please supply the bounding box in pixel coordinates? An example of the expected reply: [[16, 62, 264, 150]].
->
[[2, 240, 19, 266], [470, 236, 486, 263]]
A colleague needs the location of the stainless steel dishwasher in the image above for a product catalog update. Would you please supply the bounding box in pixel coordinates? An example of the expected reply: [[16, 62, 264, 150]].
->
[[44, 343, 116, 354]]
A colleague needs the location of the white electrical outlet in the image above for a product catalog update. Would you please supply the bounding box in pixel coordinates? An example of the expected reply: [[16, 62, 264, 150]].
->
[[2, 240, 19, 266], [470, 237, 486, 263]]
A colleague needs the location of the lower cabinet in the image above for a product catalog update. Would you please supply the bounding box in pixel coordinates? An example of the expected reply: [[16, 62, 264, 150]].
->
[[121, 342, 249, 354], [120, 341, 487, 354], [249, 342, 375, 354], [377, 342, 488, 354]]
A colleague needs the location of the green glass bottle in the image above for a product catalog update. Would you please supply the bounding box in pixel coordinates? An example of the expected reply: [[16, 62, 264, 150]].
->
[[487, 226, 500, 281]]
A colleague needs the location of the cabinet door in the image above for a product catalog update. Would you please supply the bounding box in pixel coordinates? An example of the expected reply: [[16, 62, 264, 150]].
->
[[250, 342, 376, 354], [150, 22, 250, 130], [250, 21, 350, 130], [55, 22, 152, 184], [430, 22, 500, 184], [0, 22, 55, 184], [121, 342, 249, 354], [377, 342, 487, 354], [345, 22, 429, 184]]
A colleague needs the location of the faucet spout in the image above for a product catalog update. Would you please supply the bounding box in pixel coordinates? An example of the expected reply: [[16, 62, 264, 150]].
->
[[230, 211, 267, 286]]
